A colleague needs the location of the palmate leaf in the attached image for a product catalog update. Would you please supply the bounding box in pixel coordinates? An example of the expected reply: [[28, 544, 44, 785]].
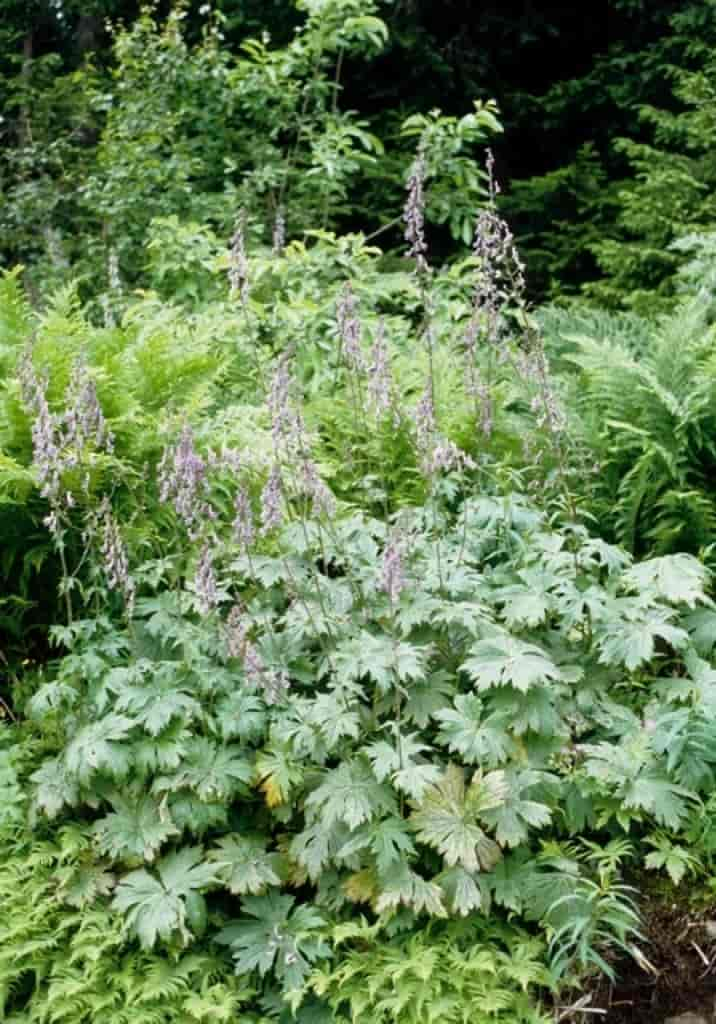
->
[[305, 758, 397, 831], [64, 714, 135, 784], [217, 891, 329, 992], [333, 633, 428, 693], [684, 607, 716, 655], [481, 769, 555, 848], [462, 637, 561, 693], [437, 865, 487, 916], [556, 582, 611, 631], [256, 745, 304, 808], [336, 816, 416, 876], [27, 680, 79, 718], [581, 740, 697, 829], [622, 554, 710, 607], [623, 776, 697, 830], [209, 835, 283, 895], [168, 793, 229, 836], [368, 817, 416, 875], [395, 592, 443, 631], [597, 612, 688, 671], [581, 739, 650, 788], [56, 861, 115, 908], [497, 568, 554, 628], [485, 851, 538, 914], [403, 670, 456, 728], [366, 732, 442, 800], [32, 757, 80, 818], [277, 693, 361, 757], [429, 598, 488, 634], [291, 823, 336, 881], [374, 862, 447, 917], [133, 722, 191, 776], [409, 763, 506, 872], [112, 671, 202, 737], [310, 693, 362, 749], [215, 690, 267, 742], [647, 705, 716, 789], [94, 792, 179, 862], [113, 847, 217, 948], [274, 703, 329, 763], [666, 650, 716, 712], [435, 694, 515, 766], [489, 687, 564, 737], [578, 537, 632, 575], [155, 738, 253, 801]]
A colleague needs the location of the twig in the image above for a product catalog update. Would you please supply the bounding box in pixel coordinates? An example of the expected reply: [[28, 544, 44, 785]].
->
[[556, 994, 607, 1021], [698, 950, 716, 980], [364, 215, 402, 243], [691, 939, 710, 968]]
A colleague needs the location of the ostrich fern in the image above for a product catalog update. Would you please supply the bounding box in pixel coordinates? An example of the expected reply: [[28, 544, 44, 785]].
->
[[565, 297, 716, 557]]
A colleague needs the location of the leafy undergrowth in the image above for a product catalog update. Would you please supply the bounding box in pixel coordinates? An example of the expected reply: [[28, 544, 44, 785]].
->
[[4, 136, 716, 1022], [572, 888, 716, 1022]]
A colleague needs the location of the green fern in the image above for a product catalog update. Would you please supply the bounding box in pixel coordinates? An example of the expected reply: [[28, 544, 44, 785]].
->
[[0, 824, 252, 1023], [564, 296, 716, 556], [308, 918, 553, 1023]]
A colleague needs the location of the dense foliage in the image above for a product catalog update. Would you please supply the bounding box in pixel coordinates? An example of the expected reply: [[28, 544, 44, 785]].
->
[[4, 0, 716, 302], [3, 2, 716, 1021]]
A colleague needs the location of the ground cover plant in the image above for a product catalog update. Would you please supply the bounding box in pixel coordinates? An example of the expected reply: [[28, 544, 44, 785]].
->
[[3, 4, 716, 1023], [3, 162, 716, 1023]]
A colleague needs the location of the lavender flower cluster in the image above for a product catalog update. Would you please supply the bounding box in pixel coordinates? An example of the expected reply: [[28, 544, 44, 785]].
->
[[367, 320, 395, 421], [264, 354, 337, 529], [336, 286, 398, 426], [412, 377, 474, 478], [467, 150, 526, 360], [379, 530, 406, 605], [233, 485, 255, 550], [225, 605, 289, 705], [21, 356, 114, 531], [195, 542, 219, 615], [100, 498, 135, 613], [158, 424, 215, 538], [336, 282, 365, 373], [404, 145, 429, 273]]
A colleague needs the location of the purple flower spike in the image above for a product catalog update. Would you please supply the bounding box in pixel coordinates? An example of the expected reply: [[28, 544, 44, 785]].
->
[[300, 458, 336, 519], [233, 485, 255, 550], [260, 463, 283, 535], [158, 424, 210, 535], [367, 319, 393, 419], [101, 498, 135, 613], [336, 282, 365, 373], [380, 532, 405, 605], [414, 379, 436, 457], [195, 542, 219, 615], [404, 145, 429, 272]]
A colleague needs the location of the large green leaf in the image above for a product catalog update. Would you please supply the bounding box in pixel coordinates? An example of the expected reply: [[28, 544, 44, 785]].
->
[[305, 759, 396, 831], [409, 764, 506, 872], [217, 891, 329, 992], [462, 637, 561, 693], [94, 792, 179, 862], [113, 847, 217, 948]]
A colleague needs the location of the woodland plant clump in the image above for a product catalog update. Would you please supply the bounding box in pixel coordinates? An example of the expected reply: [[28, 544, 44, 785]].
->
[[3, 128, 716, 1024]]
